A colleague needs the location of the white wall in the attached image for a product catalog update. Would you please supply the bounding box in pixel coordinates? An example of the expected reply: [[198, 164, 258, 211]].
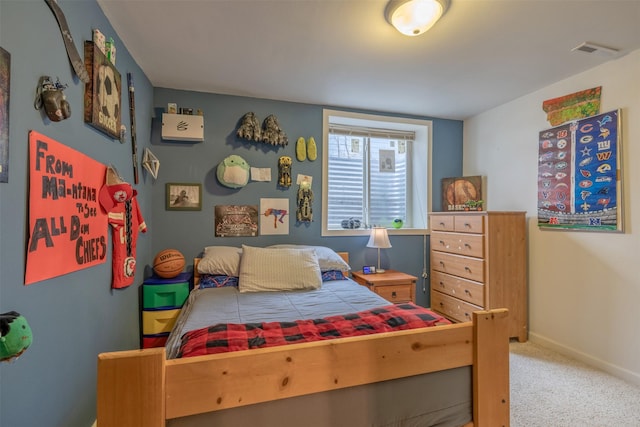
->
[[464, 49, 640, 386]]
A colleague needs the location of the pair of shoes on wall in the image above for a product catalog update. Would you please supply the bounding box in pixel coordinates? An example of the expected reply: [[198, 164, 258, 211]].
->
[[296, 137, 317, 162]]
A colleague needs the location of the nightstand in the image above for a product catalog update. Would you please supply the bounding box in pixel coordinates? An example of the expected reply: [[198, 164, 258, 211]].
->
[[351, 269, 416, 304]]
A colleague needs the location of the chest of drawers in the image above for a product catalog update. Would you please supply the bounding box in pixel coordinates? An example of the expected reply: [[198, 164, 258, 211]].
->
[[141, 272, 191, 348], [429, 211, 527, 342]]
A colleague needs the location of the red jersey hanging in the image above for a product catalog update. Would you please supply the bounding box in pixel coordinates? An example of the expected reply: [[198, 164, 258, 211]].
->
[[98, 166, 146, 288]]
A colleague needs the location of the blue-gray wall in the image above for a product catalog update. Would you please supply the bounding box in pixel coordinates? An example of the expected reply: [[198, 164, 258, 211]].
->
[[0, 1, 462, 426], [151, 87, 462, 305], [0, 2, 154, 427]]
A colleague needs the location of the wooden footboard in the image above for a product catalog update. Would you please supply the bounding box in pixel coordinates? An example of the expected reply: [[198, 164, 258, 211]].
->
[[97, 309, 509, 427]]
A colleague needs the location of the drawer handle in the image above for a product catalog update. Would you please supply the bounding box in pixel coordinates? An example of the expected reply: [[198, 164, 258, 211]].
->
[[439, 240, 445, 245], [439, 222, 445, 226], [464, 289, 471, 295], [464, 243, 471, 249], [464, 312, 471, 319], [440, 261, 445, 266], [391, 291, 397, 298], [464, 266, 471, 272], [464, 223, 471, 228], [439, 281, 445, 287], [439, 302, 444, 307]]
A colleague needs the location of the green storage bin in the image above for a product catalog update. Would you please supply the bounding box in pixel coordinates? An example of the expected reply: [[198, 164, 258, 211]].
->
[[143, 282, 189, 309]]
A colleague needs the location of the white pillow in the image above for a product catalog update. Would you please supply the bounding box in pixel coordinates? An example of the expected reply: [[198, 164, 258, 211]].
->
[[197, 246, 242, 276], [239, 245, 322, 293], [268, 245, 350, 272]]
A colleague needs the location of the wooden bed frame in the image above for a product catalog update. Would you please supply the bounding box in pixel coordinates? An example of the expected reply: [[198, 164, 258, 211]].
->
[[97, 253, 510, 427]]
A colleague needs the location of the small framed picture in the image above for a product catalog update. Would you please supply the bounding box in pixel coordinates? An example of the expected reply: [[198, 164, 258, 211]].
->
[[166, 182, 202, 211]]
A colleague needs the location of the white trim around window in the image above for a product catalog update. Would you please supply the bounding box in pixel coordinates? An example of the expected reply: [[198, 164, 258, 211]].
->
[[322, 109, 432, 237]]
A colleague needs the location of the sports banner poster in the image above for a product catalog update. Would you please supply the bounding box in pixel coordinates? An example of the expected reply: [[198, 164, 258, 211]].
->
[[25, 131, 107, 284], [537, 109, 622, 232]]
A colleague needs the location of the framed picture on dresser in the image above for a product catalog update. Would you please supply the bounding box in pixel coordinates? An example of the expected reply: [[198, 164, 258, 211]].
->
[[441, 175, 484, 211]]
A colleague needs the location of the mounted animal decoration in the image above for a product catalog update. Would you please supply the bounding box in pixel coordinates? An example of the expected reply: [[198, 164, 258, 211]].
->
[[236, 112, 262, 142], [235, 113, 288, 147], [261, 114, 288, 146]]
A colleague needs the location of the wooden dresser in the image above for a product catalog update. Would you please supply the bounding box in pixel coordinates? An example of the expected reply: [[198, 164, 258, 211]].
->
[[429, 211, 527, 342]]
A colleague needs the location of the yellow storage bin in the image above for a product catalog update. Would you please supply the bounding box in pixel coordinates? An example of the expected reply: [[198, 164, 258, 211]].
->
[[142, 308, 180, 335]]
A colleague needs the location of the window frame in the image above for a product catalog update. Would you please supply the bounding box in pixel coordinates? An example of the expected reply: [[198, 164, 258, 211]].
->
[[322, 109, 432, 237]]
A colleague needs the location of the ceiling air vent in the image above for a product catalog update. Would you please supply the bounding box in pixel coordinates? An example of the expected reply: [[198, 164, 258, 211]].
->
[[571, 42, 620, 57]]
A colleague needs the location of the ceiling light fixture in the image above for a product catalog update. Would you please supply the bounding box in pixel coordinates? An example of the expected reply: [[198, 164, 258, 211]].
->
[[385, 0, 450, 37]]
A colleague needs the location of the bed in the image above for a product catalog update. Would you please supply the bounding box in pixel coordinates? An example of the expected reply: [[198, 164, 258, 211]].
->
[[97, 245, 510, 427]]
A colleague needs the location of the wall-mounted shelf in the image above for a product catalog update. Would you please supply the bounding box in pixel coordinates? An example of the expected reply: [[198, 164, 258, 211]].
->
[[161, 113, 204, 142]]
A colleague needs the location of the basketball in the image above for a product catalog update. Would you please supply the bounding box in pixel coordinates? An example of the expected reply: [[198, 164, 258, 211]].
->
[[153, 249, 185, 278]]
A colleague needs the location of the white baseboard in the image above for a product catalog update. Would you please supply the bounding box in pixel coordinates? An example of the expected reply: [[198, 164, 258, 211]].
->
[[529, 332, 640, 388]]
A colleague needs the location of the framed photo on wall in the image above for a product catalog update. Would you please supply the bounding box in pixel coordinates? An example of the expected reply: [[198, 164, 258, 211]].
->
[[214, 205, 259, 237], [166, 183, 202, 211], [537, 109, 623, 232]]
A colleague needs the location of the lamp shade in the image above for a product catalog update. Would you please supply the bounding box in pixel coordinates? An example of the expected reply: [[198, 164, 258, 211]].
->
[[367, 227, 392, 249], [385, 0, 450, 37]]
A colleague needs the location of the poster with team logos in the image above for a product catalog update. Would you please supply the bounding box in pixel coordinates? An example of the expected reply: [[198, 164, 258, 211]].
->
[[537, 109, 622, 232]]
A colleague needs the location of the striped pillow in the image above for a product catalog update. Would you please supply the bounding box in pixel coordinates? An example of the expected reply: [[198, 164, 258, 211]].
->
[[238, 245, 322, 293]]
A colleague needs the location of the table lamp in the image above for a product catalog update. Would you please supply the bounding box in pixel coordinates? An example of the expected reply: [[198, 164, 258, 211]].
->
[[367, 227, 392, 273]]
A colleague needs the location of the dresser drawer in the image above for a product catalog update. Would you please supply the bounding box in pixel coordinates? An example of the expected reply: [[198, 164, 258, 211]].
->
[[375, 284, 413, 303], [431, 231, 484, 258], [430, 215, 455, 231], [431, 251, 485, 282], [142, 308, 181, 335], [431, 291, 483, 323], [454, 215, 484, 233], [431, 271, 485, 306], [143, 282, 190, 309], [142, 333, 169, 349]]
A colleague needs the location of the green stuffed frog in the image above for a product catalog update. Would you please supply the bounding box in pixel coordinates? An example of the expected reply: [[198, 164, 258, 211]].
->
[[216, 155, 250, 189], [0, 311, 33, 362]]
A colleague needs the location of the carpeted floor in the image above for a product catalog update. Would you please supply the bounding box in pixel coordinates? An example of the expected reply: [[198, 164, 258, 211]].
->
[[510, 341, 640, 427]]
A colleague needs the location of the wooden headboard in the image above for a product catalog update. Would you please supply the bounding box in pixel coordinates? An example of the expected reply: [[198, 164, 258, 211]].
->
[[193, 251, 350, 289]]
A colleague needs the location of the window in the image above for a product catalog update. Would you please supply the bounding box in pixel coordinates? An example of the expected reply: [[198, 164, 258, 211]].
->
[[322, 109, 431, 236]]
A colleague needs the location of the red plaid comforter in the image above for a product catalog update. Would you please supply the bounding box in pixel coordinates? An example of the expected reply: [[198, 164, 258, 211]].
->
[[178, 303, 451, 358]]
